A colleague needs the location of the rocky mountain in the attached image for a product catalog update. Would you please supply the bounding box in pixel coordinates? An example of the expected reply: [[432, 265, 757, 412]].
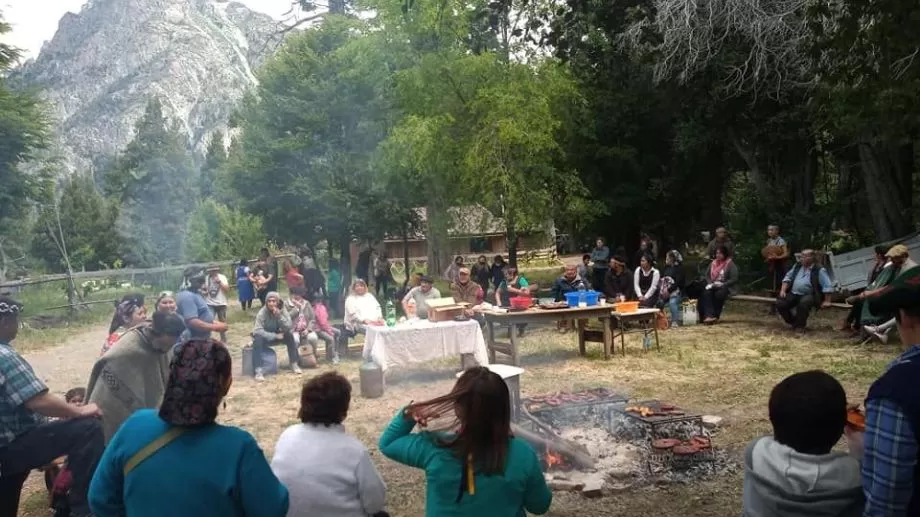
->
[[13, 0, 279, 173]]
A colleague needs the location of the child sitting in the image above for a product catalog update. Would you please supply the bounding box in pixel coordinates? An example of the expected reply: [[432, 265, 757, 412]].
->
[[44, 387, 86, 517], [743, 370, 863, 517]]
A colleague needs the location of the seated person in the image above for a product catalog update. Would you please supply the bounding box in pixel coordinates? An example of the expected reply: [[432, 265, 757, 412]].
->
[[776, 249, 833, 333], [309, 291, 342, 364], [842, 246, 889, 332], [604, 256, 632, 302], [44, 387, 87, 517], [859, 244, 919, 343], [344, 280, 384, 335], [252, 291, 302, 382], [401, 276, 441, 319], [287, 287, 319, 368], [550, 265, 587, 302], [633, 254, 660, 308], [699, 245, 739, 324], [743, 370, 862, 517], [450, 267, 485, 317], [271, 372, 389, 517]]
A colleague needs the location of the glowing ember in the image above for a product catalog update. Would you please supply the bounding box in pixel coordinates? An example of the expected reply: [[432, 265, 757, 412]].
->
[[545, 447, 568, 470]]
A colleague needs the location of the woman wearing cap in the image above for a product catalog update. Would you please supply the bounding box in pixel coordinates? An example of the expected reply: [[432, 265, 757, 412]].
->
[[88, 339, 289, 517], [344, 280, 384, 335], [252, 291, 302, 381], [101, 294, 148, 356], [86, 312, 187, 442]]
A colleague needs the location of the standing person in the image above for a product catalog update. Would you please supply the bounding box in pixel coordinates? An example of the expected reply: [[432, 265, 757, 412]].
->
[[660, 250, 686, 327], [633, 254, 661, 308], [849, 266, 920, 516], [88, 339, 290, 517], [471, 256, 492, 299], [706, 227, 734, 259], [101, 294, 147, 356], [776, 249, 834, 334], [444, 256, 465, 284], [236, 258, 256, 311], [699, 246, 740, 324], [402, 276, 442, 319], [327, 258, 343, 319], [256, 248, 278, 307], [205, 265, 230, 343], [633, 240, 651, 271], [283, 260, 305, 290], [378, 367, 551, 517], [762, 225, 790, 302], [176, 267, 227, 341], [86, 312, 186, 442], [252, 292, 302, 382], [590, 238, 610, 292], [490, 255, 507, 294], [272, 372, 388, 517], [374, 253, 393, 298], [300, 248, 316, 270], [0, 296, 105, 517]]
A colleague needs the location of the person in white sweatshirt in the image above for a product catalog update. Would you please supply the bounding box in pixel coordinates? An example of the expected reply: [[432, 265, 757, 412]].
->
[[743, 370, 864, 517], [344, 280, 384, 334], [271, 371, 388, 517]]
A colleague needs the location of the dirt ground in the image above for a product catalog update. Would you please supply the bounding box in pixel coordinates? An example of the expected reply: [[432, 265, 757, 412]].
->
[[16, 303, 894, 516]]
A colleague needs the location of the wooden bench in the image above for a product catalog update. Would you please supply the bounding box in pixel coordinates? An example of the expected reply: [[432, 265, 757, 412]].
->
[[731, 294, 851, 310]]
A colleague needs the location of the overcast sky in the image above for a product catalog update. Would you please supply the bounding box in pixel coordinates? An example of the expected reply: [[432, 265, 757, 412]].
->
[[0, 0, 302, 59]]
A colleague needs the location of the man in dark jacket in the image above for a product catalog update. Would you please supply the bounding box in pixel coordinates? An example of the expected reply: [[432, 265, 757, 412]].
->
[[550, 265, 587, 302]]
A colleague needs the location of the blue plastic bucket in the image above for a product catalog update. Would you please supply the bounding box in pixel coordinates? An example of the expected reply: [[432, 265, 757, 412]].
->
[[564, 290, 600, 307]]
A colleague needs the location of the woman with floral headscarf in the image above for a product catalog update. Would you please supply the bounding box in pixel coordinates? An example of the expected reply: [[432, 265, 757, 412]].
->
[[88, 339, 289, 517], [101, 294, 147, 356], [659, 250, 686, 328]]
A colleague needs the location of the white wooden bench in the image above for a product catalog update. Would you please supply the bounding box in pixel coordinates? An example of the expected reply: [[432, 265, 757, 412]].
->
[[731, 294, 851, 310]]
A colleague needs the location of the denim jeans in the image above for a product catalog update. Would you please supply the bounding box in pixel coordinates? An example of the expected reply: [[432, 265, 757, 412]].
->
[[0, 417, 104, 517], [668, 294, 682, 325], [252, 333, 300, 370]]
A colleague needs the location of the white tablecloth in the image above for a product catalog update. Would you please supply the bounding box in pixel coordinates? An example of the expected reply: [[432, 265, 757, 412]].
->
[[362, 319, 490, 372]]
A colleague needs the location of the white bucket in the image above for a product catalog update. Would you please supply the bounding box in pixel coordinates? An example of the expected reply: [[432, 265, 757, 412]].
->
[[682, 303, 699, 326]]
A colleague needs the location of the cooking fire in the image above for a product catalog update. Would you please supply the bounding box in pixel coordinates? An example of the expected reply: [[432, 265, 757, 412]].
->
[[517, 389, 735, 497]]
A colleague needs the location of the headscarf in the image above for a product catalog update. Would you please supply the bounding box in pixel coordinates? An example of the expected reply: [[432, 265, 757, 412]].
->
[[0, 297, 23, 318], [109, 294, 145, 333], [159, 339, 232, 427], [667, 250, 683, 265]]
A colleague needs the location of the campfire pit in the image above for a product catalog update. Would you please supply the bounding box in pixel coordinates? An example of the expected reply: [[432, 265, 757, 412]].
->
[[516, 389, 733, 496]]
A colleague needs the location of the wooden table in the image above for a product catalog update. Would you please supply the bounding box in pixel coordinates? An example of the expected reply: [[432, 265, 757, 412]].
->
[[610, 308, 661, 356], [481, 305, 615, 365]]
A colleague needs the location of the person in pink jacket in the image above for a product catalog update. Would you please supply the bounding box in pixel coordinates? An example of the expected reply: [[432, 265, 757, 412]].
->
[[308, 291, 342, 364]]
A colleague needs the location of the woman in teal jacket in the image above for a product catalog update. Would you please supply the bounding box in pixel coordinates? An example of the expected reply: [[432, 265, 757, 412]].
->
[[378, 367, 551, 517]]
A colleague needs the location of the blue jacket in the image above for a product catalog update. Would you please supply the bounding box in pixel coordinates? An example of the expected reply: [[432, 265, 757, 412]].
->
[[89, 409, 289, 517]]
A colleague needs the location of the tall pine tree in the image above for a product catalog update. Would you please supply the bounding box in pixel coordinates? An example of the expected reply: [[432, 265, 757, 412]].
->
[[104, 99, 197, 266]]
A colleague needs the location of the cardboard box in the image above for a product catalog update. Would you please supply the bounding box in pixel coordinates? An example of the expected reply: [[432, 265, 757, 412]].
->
[[427, 297, 470, 322]]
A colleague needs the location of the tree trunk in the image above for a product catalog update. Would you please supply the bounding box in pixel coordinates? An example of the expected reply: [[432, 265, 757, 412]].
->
[[859, 138, 913, 240], [507, 222, 519, 268], [339, 234, 353, 292], [425, 206, 451, 279], [402, 226, 411, 290]]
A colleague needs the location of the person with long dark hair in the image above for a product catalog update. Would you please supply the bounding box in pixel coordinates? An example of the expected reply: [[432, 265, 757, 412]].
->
[[101, 294, 147, 356], [700, 245, 740, 324], [378, 367, 551, 517], [88, 339, 289, 516], [272, 372, 388, 517]]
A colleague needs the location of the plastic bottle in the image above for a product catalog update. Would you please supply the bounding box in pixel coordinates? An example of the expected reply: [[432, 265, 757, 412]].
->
[[578, 283, 587, 308], [385, 299, 396, 327]]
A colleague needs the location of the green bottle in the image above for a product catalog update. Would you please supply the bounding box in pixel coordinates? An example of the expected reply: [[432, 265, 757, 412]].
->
[[385, 299, 396, 327]]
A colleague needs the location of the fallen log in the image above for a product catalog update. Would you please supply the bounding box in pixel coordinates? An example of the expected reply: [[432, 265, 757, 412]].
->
[[511, 422, 596, 470]]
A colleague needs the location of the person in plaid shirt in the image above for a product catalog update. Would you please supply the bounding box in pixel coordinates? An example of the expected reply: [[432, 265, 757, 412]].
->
[[0, 296, 104, 517], [856, 265, 920, 516]]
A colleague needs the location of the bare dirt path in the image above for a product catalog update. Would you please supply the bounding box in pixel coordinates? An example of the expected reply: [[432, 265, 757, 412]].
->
[[21, 324, 109, 394]]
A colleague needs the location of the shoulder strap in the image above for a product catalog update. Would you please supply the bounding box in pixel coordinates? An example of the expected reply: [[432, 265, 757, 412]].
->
[[123, 427, 187, 477]]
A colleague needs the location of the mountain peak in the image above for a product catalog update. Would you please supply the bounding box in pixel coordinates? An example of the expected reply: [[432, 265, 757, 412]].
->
[[15, 0, 278, 173]]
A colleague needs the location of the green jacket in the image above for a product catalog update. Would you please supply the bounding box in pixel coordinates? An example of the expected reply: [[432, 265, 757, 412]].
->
[[378, 410, 551, 517]]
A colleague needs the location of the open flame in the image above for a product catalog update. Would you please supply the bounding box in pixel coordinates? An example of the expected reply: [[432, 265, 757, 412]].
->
[[545, 446, 567, 470]]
